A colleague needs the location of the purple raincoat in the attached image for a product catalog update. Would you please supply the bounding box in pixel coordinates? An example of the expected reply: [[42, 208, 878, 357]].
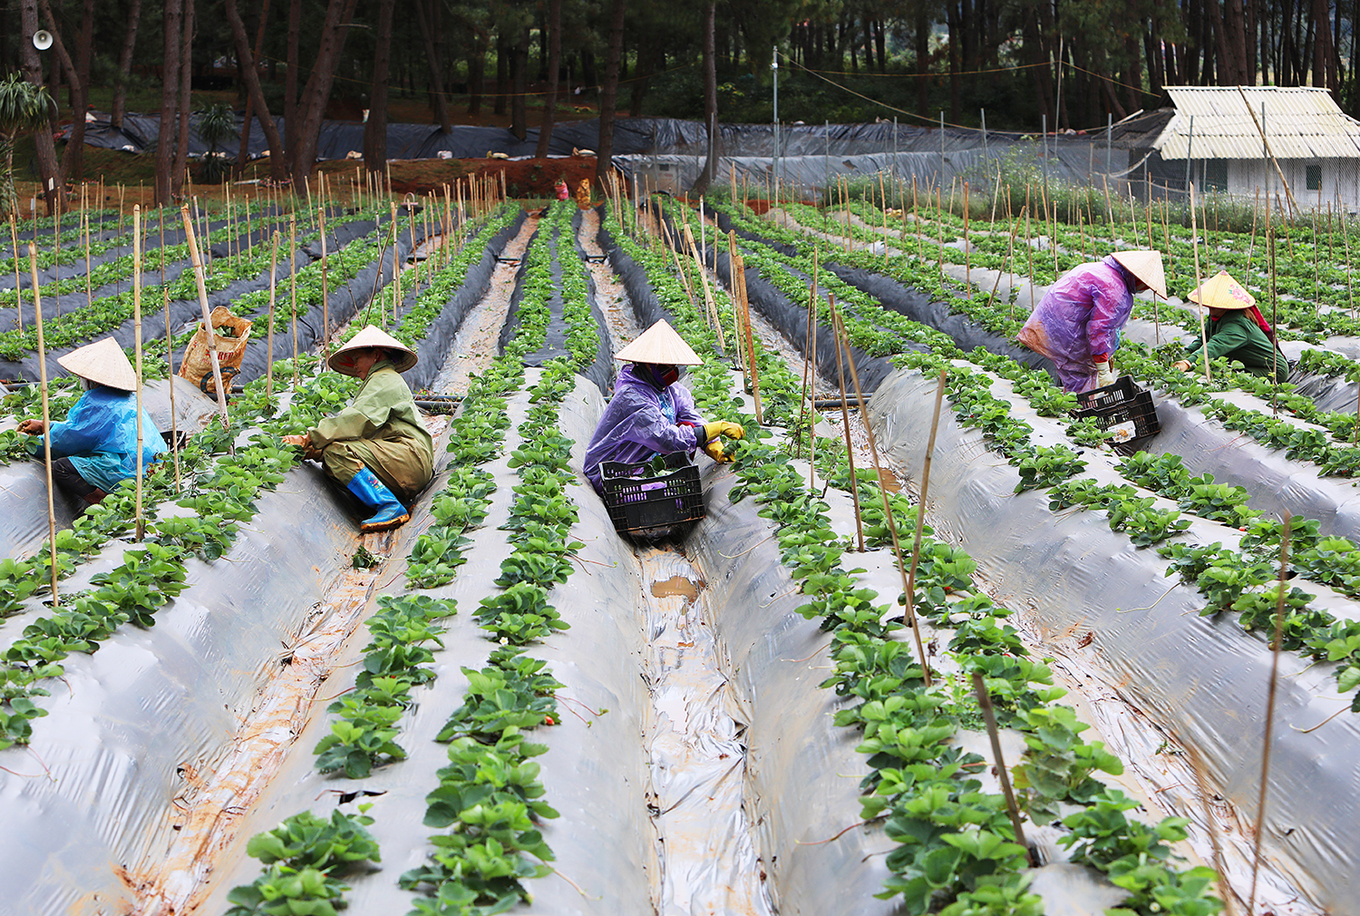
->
[[1017, 255, 1138, 392], [583, 364, 706, 492]]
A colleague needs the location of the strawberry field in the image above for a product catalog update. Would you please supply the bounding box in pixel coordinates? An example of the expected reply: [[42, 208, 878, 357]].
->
[[0, 179, 1357, 916]]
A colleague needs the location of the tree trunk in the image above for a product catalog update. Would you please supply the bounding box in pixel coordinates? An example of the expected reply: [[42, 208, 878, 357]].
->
[[534, 0, 562, 157], [290, 0, 359, 191], [231, 0, 272, 178], [226, 0, 286, 181], [916, 9, 930, 113], [510, 26, 528, 140], [171, 0, 194, 199], [155, 0, 182, 205], [110, 0, 144, 131], [467, 46, 485, 114], [594, 0, 626, 184], [363, 0, 394, 174], [284, 0, 301, 176], [494, 33, 509, 116], [19, 0, 58, 214], [37, 0, 90, 185], [413, 0, 450, 132], [1312, 0, 1338, 91], [689, 0, 718, 195]]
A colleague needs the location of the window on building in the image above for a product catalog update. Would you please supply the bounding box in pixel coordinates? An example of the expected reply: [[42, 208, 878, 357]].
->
[[1307, 163, 1323, 191], [1203, 159, 1228, 191]]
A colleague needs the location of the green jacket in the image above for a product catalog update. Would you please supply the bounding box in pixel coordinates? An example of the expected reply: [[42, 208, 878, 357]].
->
[[1184, 312, 1290, 383], [308, 360, 434, 481]]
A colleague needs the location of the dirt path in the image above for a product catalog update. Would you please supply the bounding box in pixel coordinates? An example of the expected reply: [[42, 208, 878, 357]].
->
[[579, 206, 638, 354], [431, 214, 540, 395]]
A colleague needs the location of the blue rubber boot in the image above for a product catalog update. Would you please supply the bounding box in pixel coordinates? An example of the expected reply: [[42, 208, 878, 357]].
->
[[345, 467, 410, 533]]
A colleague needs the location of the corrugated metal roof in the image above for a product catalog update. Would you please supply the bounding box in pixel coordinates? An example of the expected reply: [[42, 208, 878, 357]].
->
[[1156, 86, 1360, 159]]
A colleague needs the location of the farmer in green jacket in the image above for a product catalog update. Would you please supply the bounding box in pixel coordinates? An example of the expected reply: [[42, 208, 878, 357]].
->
[[283, 326, 434, 532], [1174, 270, 1290, 383]]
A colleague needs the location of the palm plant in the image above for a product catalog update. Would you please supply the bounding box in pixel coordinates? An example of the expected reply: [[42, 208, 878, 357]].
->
[[196, 102, 236, 184], [0, 73, 53, 217]]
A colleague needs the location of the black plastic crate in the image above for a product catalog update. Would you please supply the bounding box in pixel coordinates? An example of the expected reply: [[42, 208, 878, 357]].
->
[[1073, 378, 1160, 453], [1074, 374, 1140, 413], [601, 460, 706, 535]]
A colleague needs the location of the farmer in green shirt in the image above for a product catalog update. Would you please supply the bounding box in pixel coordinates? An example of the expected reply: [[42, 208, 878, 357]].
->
[[1174, 270, 1290, 383], [283, 326, 434, 532]]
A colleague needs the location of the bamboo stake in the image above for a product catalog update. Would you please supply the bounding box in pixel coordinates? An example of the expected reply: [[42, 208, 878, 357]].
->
[[963, 180, 970, 284], [830, 295, 865, 551], [181, 205, 230, 424], [83, 205, 91, 311], [30, 243, 58, 605], [160, 206, 181, 493], [973, 670, 1031, 863], [319, 207, 330, 357], [738, 253, 762, 424], [10, 214, 21, 332], [1341, 200, 1356, 319], [133, 206, 145, 541], [809, 291, 818, 492], [289, 212, 299, 385], [913, 176, 923, 259], [266, 231, 279, 400], [904, 368, 946, 635], [797, 246, 819, 458], [1189, 183, 1210, 383], [1248, 512, 1292, 916], [834, 305, 930, 686], [936, 185, 945, 275]]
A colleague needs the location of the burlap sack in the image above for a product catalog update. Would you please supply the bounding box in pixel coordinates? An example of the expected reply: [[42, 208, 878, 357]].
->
[[178, 306, 252, 399]]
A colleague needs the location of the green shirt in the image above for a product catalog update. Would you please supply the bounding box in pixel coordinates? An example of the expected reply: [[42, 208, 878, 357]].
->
[[308, 360, 434, 466], [1184, 312, 1290, 382]]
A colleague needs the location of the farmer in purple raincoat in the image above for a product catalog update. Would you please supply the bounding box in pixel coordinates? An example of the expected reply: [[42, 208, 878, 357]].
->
[[584, 320, 745, 493], [1017, 249, 1166, 393]]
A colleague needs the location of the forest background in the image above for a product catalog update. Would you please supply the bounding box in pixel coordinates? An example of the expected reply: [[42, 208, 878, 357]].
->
[[0, 0, 1355, 211]]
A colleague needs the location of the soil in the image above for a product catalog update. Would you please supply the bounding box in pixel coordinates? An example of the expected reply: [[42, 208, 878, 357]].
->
[[13, 151, 607, 216]]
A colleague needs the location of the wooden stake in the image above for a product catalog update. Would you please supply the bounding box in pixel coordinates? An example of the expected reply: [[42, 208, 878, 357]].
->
[[266, 230, 279, 400], [160, 206, 181, 494], [830, 295, 865, 552], [738, 252, 762, 424], [1248, 512, 1292, 916], [904, 369, 946, 632], [181, 205, 230, 424], [10, 214, 21, 332], [133, 206, 146, 541], [319, 206, 330, 357], [797, 245, 819, 458], [963, 180, 970, 285], [30, 243, 59, 605], [289, 212, 299, 385], [833, 305, 930, 686], [973, 670, 1032, 863], [1189, 183, 1210, 383]]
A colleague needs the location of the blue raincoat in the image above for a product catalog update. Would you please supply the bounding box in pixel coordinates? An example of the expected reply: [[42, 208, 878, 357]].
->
[[583, 364, 706, 492], [27, 387, 167, 493], [1017, 255, 1139, 392]]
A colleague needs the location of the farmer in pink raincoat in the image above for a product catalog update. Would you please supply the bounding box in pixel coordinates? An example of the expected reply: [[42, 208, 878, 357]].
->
[[1017, 250, 1166, 393]]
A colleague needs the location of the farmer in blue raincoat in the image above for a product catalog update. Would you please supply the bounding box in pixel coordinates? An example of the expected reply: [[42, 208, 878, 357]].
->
[[1017, 249, 1167, 393], [583, 320, 745, 493], [18, 337, 166, 506]]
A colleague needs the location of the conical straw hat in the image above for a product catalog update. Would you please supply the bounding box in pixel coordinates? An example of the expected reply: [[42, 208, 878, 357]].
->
[[328, 325, 418, 376], [1112, 249, 1167, 298], [57, 337, 136, 391], [1187, 270, 1256, 310], [614, 319, 703, 366]]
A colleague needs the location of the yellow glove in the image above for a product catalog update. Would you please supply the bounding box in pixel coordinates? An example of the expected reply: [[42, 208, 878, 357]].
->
[[704, 439, 732, 462], [702, 420, 745, 442]]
